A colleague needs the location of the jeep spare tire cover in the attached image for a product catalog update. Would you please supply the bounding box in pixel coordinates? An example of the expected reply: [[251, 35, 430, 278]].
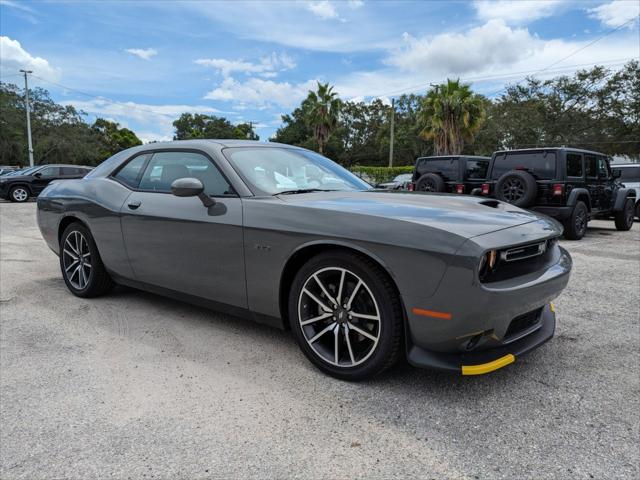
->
[[495, 170, 537, 207], [416, 173, 446, 192]]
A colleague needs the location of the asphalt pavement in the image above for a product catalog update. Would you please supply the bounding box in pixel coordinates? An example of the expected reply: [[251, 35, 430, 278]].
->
[[1, 202, 638, 479]]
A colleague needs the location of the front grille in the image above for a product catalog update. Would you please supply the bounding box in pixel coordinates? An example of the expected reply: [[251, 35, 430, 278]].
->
[[501, 241, 547, 262], [505, 308, 542, 340]]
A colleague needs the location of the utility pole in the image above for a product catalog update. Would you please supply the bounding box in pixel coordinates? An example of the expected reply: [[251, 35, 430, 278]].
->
[[388, 97, 395, 168], [20, 69, 34, 167]]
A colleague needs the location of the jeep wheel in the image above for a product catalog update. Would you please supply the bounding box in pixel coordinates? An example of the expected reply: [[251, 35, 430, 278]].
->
[[614, 198, 634, 231], [635, 202, 640, 221], [416, 173, 445, 192], [563, 201, 588, 240], [9, 186, 30, 203], [495, 170, 537, 207]]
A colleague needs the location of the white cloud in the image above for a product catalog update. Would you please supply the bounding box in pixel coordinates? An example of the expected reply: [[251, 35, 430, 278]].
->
[[204, 77, 317, 109], [65, 98, 223, 142], [0, 36, 60, 81], [307, 1, 339, 20], [386, 20, 534, 75], [125, 48, 158, 60], [587, 1, 639, 28], [347, 0, 364, 9], [474, 0, 566, 24], [194, 52, 296, 77]]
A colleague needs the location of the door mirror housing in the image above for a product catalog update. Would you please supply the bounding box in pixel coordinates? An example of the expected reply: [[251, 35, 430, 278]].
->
[[170, 177, 215, 207], [34, 172, 42, 178]]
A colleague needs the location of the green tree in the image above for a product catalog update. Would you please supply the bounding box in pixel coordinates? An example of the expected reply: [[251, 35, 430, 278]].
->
[[419, 79, 486, 155], [173, 113, 258, 140], [305, 82, 341, 154], [91, 118, 141, 158]]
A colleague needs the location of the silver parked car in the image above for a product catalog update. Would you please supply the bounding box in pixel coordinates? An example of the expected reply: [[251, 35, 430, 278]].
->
[[37, 140, 571, 380], [612, 163, 640, 219]]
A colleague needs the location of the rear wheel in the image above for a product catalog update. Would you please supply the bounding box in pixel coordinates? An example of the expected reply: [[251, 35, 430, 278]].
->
[[635, 201, 640, 220], [60, 223, 114, 297], [9, 186, 29, 203], [289, 251, 403, 381], [614, 198, 634, 231], [563, 201, 588, 240], [416, 173, 445, 192]]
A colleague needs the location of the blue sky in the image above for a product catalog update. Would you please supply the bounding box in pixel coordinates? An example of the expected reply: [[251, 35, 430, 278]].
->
[[1, 0, 638, 142]]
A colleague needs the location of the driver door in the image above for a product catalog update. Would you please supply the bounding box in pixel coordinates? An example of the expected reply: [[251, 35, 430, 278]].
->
[[32, 166, 61, 194], [119, 150, 247, 308]]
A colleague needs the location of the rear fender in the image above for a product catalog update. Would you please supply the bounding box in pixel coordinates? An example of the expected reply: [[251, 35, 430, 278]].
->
[[566, 188, 591, 209]]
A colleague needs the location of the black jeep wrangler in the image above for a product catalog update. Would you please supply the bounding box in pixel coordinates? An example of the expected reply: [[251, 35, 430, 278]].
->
[[484, 148, 636, 240], [412, 155, 491, 194]]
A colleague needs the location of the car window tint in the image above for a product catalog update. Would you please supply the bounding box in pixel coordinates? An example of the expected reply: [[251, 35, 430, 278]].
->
[[566, 153, 583, 177], [420, 158, 459, 180], [39, 167, 61, 177], [616, 166, 640, 182], [465, 159, 489, 179], [585, 155, 597, 177], [491, 152, 556, 180], [61, 167, 84, 176], [113, 154, 150, 188], [138, 151, 232, 196], [597, 157, 609, 177]]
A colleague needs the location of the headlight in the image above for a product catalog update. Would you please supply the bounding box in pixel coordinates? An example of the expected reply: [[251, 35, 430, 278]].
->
[[478, 250, 498, 280]]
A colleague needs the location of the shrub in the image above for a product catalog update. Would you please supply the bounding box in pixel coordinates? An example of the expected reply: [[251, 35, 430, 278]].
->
[[349, 166, 414, 185]]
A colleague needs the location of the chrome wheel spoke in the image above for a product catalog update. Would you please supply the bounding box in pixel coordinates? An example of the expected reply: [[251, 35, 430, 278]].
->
[[345, 279, 362, 310], [303, 288, 332, 312], [65, 260, 79, 272], [344, 324, 355, 365], [350, 311, 380, 322], [300, 312, 332, 326], [309, 322, 336, 343], [313, 274, 337, 307], [334, 325, 340, 364], [336, 269, 346, 303], [63, 248, 78, 261], [348, 322, 377, 342]]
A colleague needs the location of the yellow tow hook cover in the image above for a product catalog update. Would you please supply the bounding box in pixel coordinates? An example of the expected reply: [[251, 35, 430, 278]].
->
[[461, 354, 516, 375]]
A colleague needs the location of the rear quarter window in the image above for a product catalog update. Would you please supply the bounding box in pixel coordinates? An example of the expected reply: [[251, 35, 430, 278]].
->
[[417, 158, 459, 181], [491, 152, 556, 180], [465, 159, 489, 179]]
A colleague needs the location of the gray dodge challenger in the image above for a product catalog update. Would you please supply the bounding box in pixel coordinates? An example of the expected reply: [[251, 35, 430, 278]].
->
[[37, 140, 572, 380]]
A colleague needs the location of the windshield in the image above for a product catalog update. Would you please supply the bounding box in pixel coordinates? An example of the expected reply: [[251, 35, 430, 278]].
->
[[224, 147, 371, 195], [7, 166, 39, 176]]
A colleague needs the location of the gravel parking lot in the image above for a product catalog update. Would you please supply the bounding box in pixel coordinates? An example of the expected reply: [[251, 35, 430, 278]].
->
[[1, 202, 638, 479]]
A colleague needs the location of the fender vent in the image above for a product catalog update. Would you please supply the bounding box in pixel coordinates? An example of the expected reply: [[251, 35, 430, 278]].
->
[[479, 200, 500, 208]]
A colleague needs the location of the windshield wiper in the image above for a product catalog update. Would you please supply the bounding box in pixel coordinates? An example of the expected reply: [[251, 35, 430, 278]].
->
[[274, 188, 336, 195]]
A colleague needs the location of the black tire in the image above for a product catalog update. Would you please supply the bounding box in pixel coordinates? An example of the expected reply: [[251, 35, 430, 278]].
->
[[8, 185, 30, 203], [495, 170, 537, 207], [415, 173, 446, 192], [614, 198, 634, 231], [635, 202, 640, 221], [563, 201, 588, 240], [60, 222, 115, 297], [288, 250, 403, 381]]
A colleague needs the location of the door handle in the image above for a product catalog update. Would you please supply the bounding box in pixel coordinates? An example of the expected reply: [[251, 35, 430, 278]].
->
[[127, 200, 142, 210]]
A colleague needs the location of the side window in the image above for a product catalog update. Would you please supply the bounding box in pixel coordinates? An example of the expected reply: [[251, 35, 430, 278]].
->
[[566, 153, 583, 177], [112, 154, 150, 188], [38, 167, 60, 177], [585, 155, 597, 178], [597, 157, 610, 178], [61, 167, 84, 176], [138, 151, 233, 196]]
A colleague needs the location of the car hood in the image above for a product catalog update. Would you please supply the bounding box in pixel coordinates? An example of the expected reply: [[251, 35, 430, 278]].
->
[[278, 190, 548, 238], [0, 174, 30, 182]]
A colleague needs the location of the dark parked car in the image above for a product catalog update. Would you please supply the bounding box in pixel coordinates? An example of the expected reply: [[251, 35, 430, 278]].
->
[[376, 173, 412, 190], [37, 140, 571, 380], [483, 148, 636, 240], [412, 155, 491, 194], [0, 164, 92, 202], [612, 163, 640, 219]]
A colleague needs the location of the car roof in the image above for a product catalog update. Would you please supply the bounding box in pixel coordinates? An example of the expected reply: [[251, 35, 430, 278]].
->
[[611, 163, 640, 167], [416, 155, 491, 160], [136, 139, 295, 149], [493, 147, 608, 156]]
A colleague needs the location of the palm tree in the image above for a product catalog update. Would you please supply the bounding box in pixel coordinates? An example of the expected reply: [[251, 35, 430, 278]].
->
[[306, 82, 341, 154], [419, 79, 486, 155]]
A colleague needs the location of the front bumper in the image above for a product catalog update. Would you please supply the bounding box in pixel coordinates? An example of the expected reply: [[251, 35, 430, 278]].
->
[[407, 303, 556, 374]]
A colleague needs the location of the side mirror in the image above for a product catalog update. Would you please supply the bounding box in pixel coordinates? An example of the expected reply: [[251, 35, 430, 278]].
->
[[612, 170, 621, 179], [34, 172, 42, 178], [171, 177, 215, 207]]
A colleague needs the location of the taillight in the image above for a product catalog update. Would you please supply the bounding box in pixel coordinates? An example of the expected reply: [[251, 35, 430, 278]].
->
[[553, 184, 564, 196], [481, 183, 490, 195], [456, 184, 464, 194], [408, 182, 414, 192]]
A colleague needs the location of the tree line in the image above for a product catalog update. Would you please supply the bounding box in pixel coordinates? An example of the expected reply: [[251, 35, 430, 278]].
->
[[1, 60, 637, 167]]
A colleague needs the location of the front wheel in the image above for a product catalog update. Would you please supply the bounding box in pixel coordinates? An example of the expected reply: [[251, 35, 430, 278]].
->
[[289, 251, 403, 380], [9, 186, 30, 202], [563, 201, 588, 240], [60, 223, 115, 297], [614, 198, 634, 231]]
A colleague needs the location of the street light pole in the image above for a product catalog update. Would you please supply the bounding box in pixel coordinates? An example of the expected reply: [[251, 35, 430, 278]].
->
[[388, 97, 395, 168], [20, 69, 34, 167]]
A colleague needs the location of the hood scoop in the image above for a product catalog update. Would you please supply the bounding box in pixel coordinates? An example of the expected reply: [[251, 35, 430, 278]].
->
[[479, 200, 501, 208]]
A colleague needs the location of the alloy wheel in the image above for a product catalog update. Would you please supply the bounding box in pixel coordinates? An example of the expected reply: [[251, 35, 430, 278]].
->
[[12, 188, 28, 202], [501, 178, 525, 202], [297, 267, 381, 367], [62, 231, 92, 290], [575, 208, 587, 235], [418, 180, 435, 192]]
